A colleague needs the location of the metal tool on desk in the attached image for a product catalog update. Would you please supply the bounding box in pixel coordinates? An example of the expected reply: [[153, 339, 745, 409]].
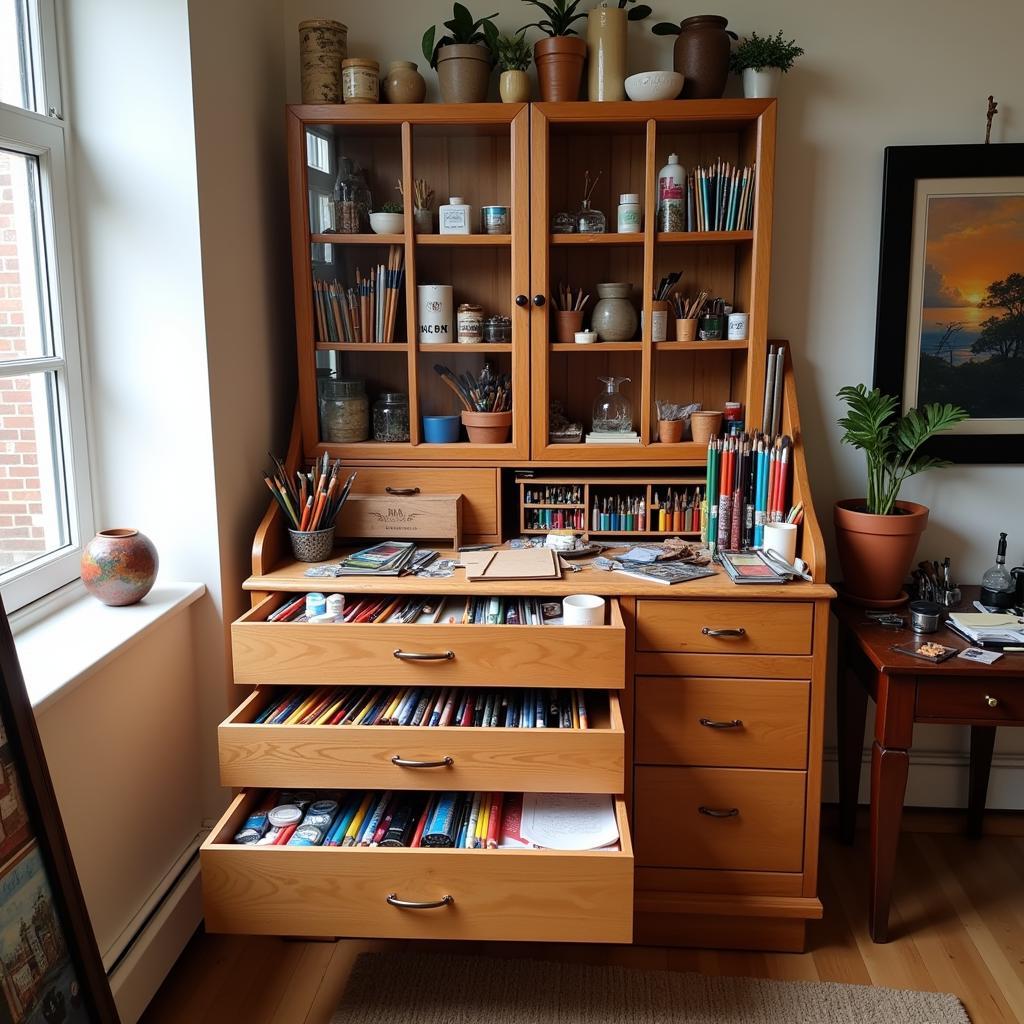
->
[[913, 556, 961, 608], [761, 546, 813, 582]]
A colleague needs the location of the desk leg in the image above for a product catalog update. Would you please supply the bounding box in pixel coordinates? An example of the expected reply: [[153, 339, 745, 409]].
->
[[869, 741, 909, 943], [837, 638, 869, 844], [967, 726, 996, 839]]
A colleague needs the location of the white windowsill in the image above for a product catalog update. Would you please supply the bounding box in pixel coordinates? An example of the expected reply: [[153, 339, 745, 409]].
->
[[14, 582, 206, 712]]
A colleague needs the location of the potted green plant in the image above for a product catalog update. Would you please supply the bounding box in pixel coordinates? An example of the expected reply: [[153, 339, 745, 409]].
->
[[834, 384, 968, 603], [494, 29, 532, 102], [728, 30, 804, 98], [369, 201, 404, 235], [522, 0, 587, 102], [422, 3, 498, 104]]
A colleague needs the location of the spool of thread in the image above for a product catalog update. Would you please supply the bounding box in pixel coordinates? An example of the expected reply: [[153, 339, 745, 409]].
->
[[306, 593, 327, 618]]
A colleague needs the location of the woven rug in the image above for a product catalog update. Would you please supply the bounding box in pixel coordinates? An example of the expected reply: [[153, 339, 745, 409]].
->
[[331, 951, 970, 1024]]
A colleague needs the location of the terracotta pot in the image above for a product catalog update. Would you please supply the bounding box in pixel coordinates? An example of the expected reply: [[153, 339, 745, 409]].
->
[[671, 15, 733, 99], [689, 410, 722, 444], [834, 499, 929, 603], [535, 36, 586, 102], [435, 43, 491, 104], [554, 309, 584, 343], [461, 409, 512, 444], [298, 19, 347, 104], [80, 528, 159, 607], [499, 69, 530, 103], [382, 60, 426, 103], [659, 419, 685, 443], [586, 5, 627, 101]]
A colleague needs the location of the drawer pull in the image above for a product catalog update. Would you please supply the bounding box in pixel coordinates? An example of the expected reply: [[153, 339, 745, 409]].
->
[[698, 718, 743, 729], [701, 627, 746, 639], [698, 806, 739, 818], [386, 893, 454, 910], [985, 695, 1000, 708], [385, 486, 420, 496], [393, 649, 455, 662], [391, 755, 454, 768]]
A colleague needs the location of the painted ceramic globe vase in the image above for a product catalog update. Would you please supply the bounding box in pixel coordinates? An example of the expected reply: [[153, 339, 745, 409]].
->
[[80, 528, 159, 606]]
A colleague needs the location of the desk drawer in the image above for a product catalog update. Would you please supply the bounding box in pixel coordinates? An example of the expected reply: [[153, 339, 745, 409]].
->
[[634, 766, 805, 872], [201, 792, 633, 943], [231, 595, 626, 688], [219, 688, 624, 793], [635, 677, 809, 770], [916, 677, 1024, 724]]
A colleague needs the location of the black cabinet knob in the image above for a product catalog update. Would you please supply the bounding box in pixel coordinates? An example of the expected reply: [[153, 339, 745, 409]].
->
[[515, 294, 529, 307], [533, 294, 546, 307]]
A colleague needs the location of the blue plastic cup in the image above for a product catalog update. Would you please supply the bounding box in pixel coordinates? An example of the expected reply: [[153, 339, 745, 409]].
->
[[422, 414, 461, 443]]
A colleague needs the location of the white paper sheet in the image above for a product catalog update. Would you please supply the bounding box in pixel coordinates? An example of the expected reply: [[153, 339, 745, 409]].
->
[[519, 793, 620, 851]]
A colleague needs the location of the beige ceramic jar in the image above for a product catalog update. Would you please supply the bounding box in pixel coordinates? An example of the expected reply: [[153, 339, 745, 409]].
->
[[382, 60, 426, 103], [298, 19, 347, 103], [499, 69, 530, 103], [586, 4, 627, 101], [342, 58, 380, 104]]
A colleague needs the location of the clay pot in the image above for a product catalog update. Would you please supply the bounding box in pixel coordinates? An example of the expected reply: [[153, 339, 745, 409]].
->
[[554, 309, 584, 343], [672, 15, 733, 99], [535, 36, 587, 102], [298, 19, 347, 104], [834, 499, 929, 603], [676, 318, 698, 342], [435, 43, 491, 104], [80, 528, 159, 607], [586, 5, 627, 101], [499, 69, 530, 103], [461, 410, 512, 444], [382, 60, 426, 103], [659, 419, 685, 443], [591, 282, 637, 342], [689, 410, 722, 444]]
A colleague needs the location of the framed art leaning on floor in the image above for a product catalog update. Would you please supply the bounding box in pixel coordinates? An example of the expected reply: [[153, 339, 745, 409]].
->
[[873, 143, 1024, 463]]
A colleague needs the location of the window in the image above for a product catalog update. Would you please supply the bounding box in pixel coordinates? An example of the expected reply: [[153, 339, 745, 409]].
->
[[0, 0, 93, 612]]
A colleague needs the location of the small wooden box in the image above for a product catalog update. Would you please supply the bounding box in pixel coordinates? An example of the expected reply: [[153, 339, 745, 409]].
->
[[336, 493, 462, 548]]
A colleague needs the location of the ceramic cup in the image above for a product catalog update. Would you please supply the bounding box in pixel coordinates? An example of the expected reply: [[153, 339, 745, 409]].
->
[[675, 318, 697, 342], [762, 522, 798, 565], [418, 284, 453, 343], [727, 312, 749, 341], [562, 594, 605, 626]]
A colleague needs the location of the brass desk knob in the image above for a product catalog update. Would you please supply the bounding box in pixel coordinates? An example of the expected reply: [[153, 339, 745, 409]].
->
[[985, 695, 999, 708]]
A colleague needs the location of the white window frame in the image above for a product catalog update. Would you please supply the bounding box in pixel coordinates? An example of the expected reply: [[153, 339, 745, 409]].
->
[[0, 0, 93, 612]]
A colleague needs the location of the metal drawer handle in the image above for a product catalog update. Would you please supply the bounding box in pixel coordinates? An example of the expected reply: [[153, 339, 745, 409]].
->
[[699, 718, 743, 729], [391, 755, 454, 768], [393, 649, 455, 661], [386, 486, 420, 495], [386, 893, 454, 910], [698, 806, 739, 818], [985, 695, 1000, 708], [701, 627, 746, 638]]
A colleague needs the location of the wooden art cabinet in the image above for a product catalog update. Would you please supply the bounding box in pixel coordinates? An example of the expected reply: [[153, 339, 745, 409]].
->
[[201, 99, 833, 955]]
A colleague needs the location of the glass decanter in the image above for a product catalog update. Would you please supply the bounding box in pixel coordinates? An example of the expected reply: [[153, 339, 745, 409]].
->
[[592, 376, 633, 433], [576, 198, 606, 234]]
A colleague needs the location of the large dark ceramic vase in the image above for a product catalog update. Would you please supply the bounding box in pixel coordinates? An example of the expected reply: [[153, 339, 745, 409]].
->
[[672, 15, 734, 99]]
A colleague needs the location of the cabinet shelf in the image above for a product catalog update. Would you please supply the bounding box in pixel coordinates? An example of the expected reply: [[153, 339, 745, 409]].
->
[[653, 340, 747, 352], [656, 231, 753, 245], [419, 343, 514, 353], [417, 234, 511, 247], [311, 232, 404, 245], [550, 234, 643, 247], [550, 342, 641, 352], [315, 342, 410, 351]]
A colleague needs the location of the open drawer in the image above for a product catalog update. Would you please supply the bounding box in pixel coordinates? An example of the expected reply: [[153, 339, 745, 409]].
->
[[230, 595, 626, 688], [219, 688, 625, 793], [200, 791, 633, 943]]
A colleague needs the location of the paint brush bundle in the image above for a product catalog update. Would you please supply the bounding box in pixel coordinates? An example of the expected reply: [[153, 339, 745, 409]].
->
[[670, 291, 709, 320], [433, 362, 512, 413], [312, 245, 404, 343], [263, 451, 357, 532], [552, 282, 591, 312]]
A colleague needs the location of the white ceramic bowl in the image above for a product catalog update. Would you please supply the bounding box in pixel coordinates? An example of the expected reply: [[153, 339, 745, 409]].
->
[[624, 71, 684, 102], [369, 211, 405, 235]]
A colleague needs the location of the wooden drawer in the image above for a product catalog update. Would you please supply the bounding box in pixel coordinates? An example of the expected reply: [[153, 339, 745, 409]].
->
[[346, 467, 499, 541], [635, 677, 809, 770], [230, 595, 626, 688], [634, 766, 805, 872], [636, 600, 813, 656], [201, 792, 633, 942], [219, 688, 625, 793], [916, 677, 1024, 724]]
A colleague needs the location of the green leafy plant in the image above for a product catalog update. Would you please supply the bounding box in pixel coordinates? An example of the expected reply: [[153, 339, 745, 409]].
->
[[494, 29, 532, 71], [617, 0, 652, 22], [836, 384, 968, 516], [422, 3, 499, 69], [521, 0, 587, 37], [729, 30, 805, 73], [379, 200, 403, 214]]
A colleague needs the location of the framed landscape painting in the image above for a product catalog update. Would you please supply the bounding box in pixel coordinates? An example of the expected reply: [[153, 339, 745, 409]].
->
[[874, 143, 1024, 463]]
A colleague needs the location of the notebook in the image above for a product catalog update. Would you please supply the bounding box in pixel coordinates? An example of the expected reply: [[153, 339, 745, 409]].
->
[[462, 547, 560, 581]]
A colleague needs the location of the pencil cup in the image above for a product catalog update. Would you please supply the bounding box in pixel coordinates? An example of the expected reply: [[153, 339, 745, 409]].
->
[[675, 318, 698, 342], [563, 594, 605, 626], [554, 310, 584, 344], [642, 301, 669, 342], [461, 409, 512, 444], [727, 312, 749, 341], [418, 284, 453, 343], [762, 522, 797, 565], [288, 526, 336, 563], [658, 418, 685, 443], [689, 410, 722, 445]]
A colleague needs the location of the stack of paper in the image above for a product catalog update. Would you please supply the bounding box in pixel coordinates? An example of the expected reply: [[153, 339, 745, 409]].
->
[[946, 612, 1024, 646], [585, 431, 641, 446], [335, 541, 416, 576]]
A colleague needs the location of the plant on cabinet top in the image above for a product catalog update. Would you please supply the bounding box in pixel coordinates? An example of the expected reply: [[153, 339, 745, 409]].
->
[[422, 3, 499, 68]]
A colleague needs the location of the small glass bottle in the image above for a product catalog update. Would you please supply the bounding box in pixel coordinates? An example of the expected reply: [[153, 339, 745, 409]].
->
[[457, 303, 484, 344], [981, 532, 1016, 606], [576, 198, 606, 234], [319, 378, 369, 442], [333, 157, 372, 234], [592, 376, 633, 433], [372, 392, 410, 443]]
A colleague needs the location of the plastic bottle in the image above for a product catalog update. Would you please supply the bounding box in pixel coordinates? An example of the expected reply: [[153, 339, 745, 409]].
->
[[657, 153, 686, 232]]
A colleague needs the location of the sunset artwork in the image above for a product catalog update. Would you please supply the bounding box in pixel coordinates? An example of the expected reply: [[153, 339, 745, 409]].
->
[[909, 187, 1024, 422]]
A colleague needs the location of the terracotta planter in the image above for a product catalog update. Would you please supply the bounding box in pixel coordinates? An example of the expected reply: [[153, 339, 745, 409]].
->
[[461, 409, 512, 444], [833, 499, 929, 603], [499, 69, 530, 103], [80, 528, 159, 606], [554, 309, 584, 343], [586, 5, 627, 101], [535, 36, 586, 102], [658, 419, 685, 443], [435, 43, 491, 104], [671, 15, 733, 99], [689, 410, 722, 444]]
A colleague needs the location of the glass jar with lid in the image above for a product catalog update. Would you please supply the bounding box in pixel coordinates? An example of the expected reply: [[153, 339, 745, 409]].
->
[[372, 392, 410, 443], [320, 378, 369, 442], [592, 376, 633, 433], [333, 157, 372, 234], [483, 315, 512, 342]]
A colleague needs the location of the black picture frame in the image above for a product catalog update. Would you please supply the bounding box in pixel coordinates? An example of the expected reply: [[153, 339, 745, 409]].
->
[[0, 598, 120, 1024], [873, 143, 1024, 464]]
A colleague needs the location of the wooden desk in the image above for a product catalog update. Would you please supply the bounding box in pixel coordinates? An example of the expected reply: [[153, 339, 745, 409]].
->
[[834, 590, 1024, 942]]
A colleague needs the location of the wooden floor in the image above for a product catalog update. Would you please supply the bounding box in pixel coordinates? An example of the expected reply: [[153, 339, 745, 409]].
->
[[141, 827, 1024, 1024]]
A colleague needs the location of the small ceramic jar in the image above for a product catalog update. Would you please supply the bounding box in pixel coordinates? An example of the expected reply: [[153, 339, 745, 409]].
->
[[382, 60, 426, 103], [342, 58, 379, 104]]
